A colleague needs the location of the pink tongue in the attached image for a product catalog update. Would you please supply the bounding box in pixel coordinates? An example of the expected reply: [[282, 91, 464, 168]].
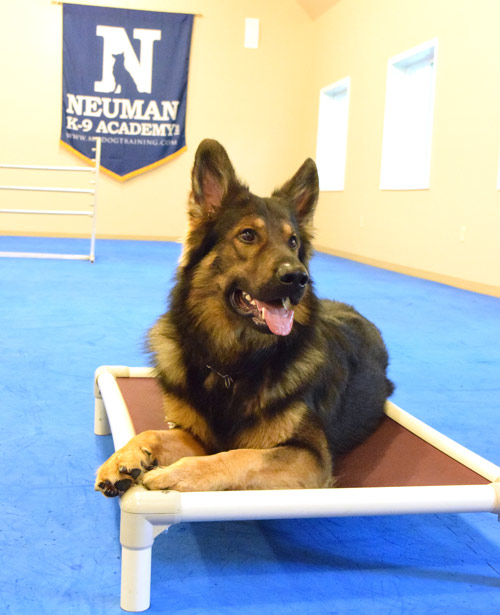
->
[[255, 300, 294, 336]]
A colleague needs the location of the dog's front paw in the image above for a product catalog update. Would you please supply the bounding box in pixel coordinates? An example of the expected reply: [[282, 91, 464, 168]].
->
[[95, 437, 159, 497], [142, 456, 217, 492]]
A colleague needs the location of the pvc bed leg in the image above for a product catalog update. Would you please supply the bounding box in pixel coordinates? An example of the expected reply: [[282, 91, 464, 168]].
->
[[94, 394, 110, 436], [121, 543, 153, 612], [120, 511, 167, 612]]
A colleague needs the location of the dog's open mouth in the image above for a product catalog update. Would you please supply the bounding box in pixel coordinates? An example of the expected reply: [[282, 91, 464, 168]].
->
[[230, 290, 294, 336]]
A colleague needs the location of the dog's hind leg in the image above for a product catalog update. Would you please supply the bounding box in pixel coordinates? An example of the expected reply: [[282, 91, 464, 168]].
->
[[95, 429, 207, 497]]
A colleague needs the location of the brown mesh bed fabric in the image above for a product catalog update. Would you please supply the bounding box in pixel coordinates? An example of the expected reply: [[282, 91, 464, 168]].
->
[[116, 377, 489, 490]]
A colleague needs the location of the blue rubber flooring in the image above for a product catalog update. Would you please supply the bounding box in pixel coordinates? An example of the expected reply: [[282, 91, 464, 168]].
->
[[0, 236, 499, 615]]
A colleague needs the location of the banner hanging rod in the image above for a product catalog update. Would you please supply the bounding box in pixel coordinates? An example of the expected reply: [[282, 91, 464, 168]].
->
[[50, 1, 202, 16]]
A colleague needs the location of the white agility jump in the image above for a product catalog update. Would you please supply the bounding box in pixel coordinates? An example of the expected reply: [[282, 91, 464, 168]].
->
[[0, 138, 101, 262]]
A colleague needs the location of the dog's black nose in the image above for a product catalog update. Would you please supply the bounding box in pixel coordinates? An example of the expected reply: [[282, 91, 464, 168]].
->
[[277, 262, 309, 288]]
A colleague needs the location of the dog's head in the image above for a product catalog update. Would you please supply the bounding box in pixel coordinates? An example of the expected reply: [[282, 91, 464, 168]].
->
[[177, 139, 319, 351]]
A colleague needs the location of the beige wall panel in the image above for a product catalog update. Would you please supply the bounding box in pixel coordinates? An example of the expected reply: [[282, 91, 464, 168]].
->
[[309, 0, 500, 290]]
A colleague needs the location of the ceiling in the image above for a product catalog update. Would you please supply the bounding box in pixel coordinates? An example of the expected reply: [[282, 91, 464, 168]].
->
[[295, 0, 341, 20]]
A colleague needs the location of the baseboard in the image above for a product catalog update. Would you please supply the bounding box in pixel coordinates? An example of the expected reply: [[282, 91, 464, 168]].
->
[[315, 244, 500, 299]]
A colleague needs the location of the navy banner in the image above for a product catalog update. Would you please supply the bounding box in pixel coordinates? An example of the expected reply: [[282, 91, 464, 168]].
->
[[61, 4, 194, 180]]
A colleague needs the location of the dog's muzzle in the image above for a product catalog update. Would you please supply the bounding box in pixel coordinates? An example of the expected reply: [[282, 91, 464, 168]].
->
[[229, 261, 309, 337]]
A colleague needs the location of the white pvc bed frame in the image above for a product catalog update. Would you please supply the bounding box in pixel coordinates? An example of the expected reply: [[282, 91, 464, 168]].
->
[[94, 365, 500, 612], [0, 138, 101, 262]]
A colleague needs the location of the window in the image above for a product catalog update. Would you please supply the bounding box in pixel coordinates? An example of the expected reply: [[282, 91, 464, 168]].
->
[[380, 39, 438, 190], [316, 77, 350, 191]]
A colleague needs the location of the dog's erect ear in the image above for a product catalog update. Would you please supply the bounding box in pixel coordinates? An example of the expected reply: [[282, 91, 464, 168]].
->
[[191, 139, 236, 215], [273, 158, 319, 225]]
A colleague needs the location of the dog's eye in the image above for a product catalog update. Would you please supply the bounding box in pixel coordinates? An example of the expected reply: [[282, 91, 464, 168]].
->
[[239, 228, 257, 243], [288, 235, 298, 249]]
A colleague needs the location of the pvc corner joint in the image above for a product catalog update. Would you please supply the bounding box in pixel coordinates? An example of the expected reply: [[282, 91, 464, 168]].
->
[[94, 365, 130, 397]]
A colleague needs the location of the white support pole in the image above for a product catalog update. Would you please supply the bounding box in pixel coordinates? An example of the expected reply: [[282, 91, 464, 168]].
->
[[0, 208, 93, 215], [116, 484, 499, 524], [0, 163, 95, 172], [94, 394, 111, 436], [0, 186, 94, 194], [89, 138, 101, 263], [0, 251, 92, 260], [176, 484, 500, 521], [120, 511, 156, 612], [95, 369, 136, 448], [119, 510, 171, 612], [121, 545, 153, 613]]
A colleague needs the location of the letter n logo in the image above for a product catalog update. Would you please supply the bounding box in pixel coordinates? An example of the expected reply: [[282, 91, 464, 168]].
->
[[94, 26, 161, 94]]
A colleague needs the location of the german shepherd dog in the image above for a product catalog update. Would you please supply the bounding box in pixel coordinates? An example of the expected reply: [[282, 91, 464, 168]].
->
[[95, 139, 393, 496]]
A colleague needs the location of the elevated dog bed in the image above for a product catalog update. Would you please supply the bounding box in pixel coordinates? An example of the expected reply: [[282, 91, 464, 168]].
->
[[94, 365, 500, 612]]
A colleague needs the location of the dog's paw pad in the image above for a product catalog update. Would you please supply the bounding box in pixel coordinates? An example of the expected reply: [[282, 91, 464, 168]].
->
[[118, 466, 142, 480], [97, 480, 120, 498], [114, 478, 134, 492]]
